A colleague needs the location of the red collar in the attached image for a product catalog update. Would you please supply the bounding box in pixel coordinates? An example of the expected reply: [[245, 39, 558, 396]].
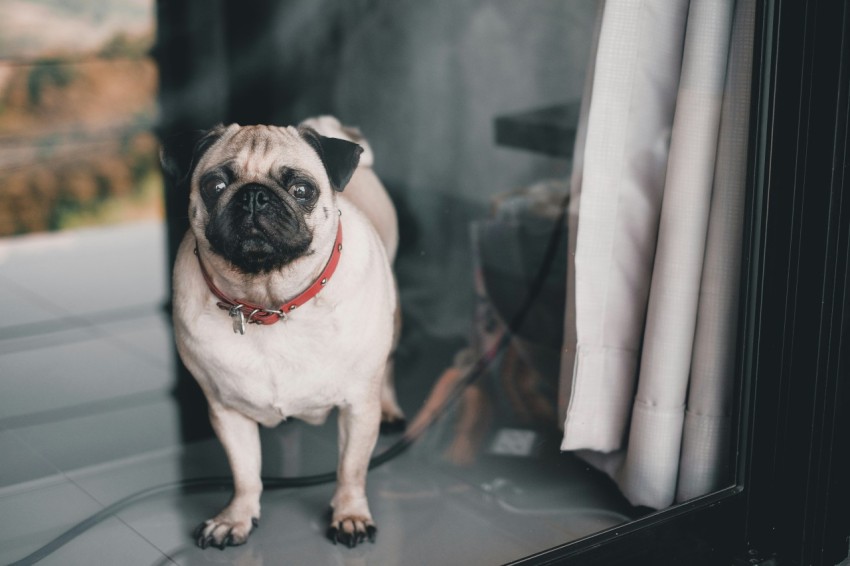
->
[[195, 220, 343, 334]]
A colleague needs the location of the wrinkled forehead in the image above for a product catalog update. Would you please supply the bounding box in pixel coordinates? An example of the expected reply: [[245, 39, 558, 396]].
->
[[195, 124, 324, 181]]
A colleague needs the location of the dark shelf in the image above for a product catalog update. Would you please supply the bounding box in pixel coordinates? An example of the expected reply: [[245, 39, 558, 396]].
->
[[494, 102, 580, 158]]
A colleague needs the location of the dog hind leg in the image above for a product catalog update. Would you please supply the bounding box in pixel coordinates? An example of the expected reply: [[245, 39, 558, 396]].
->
[[379, 355, 406, 432], [380, 297, 406, 432]]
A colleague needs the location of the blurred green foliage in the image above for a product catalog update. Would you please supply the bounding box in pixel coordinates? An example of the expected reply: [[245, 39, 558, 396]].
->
[[0, 48, 161, 237], [27, 59, 75, 106]]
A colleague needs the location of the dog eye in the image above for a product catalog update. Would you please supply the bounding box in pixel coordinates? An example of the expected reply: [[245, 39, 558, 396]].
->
[[290, 184, 315, 201], [202, 177, 227, 193]]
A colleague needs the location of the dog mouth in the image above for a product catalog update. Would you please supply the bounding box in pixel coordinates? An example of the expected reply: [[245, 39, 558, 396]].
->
[[239, 225, 276, 255]]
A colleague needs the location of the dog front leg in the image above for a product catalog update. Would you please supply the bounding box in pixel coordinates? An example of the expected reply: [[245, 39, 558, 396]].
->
[[196, 404, 262, 549], [327, 402, 381, 547]]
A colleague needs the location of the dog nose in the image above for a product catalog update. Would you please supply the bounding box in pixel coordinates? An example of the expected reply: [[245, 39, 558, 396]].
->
[[240, 185, 271, 214]]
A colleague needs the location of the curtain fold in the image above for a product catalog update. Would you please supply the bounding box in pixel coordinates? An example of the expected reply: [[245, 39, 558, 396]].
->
[[562, 0, 690, 454], [560, 0, 755, 509], [676, 0, 755, 502], [557, 0, 603, 427]]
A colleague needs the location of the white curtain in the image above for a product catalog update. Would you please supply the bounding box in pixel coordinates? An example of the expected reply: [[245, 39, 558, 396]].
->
[[559, 0, 756, 509]]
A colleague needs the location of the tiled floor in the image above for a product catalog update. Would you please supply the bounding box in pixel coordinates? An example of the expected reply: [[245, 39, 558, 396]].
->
[[0, 221, 638, 566]]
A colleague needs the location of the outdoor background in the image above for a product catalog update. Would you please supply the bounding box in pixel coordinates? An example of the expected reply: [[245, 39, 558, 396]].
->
[[0, 0, 159, 237]]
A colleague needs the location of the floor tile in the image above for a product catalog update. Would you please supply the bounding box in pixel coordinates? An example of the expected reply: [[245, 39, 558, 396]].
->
[[1, 401, 636, 566], [0, 221, 167, 319], [60, 428, 628, 565], [0, 332, 173, 423], [101, 312, 176, 370], [0, 275, 61, 330], [0, 477, 169, 566], [59, 428, 341, 563], [0, 478, 96, 564], [37, 516, 175, 566], [67, 441, 230, 505], [14, 396, 182, 472], [72, 457, 543, 566], [0, 430, 60, 490], [0, 323, 97, 358], [65, 421, 342, 506]]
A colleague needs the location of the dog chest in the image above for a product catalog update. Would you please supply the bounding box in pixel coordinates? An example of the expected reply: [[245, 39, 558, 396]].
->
[[182, 308, 385, 426]]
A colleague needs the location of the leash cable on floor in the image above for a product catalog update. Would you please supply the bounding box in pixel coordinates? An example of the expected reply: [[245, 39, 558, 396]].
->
[[7, 197, 569, 566]]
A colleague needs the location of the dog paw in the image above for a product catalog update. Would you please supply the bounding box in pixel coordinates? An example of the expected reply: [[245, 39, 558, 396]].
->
[[326, 515, 377, 548], [195, 515, 259, 550]]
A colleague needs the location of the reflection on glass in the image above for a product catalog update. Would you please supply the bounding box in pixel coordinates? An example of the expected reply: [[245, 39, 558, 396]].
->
[[0, 1, 757, 564]]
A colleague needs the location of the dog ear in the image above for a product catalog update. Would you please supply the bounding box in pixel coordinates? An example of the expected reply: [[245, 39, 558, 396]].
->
[[160, 125, 227, 188], [299, 127, 363, 192]]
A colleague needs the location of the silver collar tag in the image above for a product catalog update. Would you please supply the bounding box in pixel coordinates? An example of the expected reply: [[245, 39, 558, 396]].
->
[[229, 306, 247, 335]]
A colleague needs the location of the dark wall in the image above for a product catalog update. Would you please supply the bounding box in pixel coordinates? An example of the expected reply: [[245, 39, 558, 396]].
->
[[264, 0, 596, 336], [157, 0, 596, 339]]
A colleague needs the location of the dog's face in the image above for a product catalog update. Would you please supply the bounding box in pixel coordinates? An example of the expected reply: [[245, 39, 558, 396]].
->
[[162, 124, 362, 274]]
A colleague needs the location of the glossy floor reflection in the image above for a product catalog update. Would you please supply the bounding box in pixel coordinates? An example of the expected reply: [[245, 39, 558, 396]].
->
[[0, 221, 638, 566]]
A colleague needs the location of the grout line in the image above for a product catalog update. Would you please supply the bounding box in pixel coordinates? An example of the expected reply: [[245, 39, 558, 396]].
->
[[59, 469, 181, 566], [58, 445, 209, 565], [0, 325, 100, 355], [0, 272, 79, 319], [99, 310, 176, 371], [64, 444, 192, 488], [0, 271, 175, 369], [0, 428, 64, 487], [0, 466, 68, 499], [0, 389, 172, 430], [0, 435, 217, 499], [0, 302, 162, 342], [0, 268, 168, 340]]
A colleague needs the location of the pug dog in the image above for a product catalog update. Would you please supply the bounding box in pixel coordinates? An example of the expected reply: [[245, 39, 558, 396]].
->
[[161, 116, 405, 550]]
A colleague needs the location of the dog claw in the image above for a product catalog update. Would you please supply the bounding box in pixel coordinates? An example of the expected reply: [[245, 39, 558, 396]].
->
[[224, 527, 235, 549], [194, 523, 209, 549], [194, 517, 256, 550], [326, 522, 377, 548]]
